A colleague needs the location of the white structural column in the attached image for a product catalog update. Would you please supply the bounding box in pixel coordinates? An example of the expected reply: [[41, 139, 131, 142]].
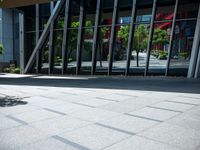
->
[[187, 4, 200, 78], [19, 12, 24, 73]]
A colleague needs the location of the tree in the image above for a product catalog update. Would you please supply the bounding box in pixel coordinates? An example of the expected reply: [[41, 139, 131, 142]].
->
[[152, 28, 169, 50], [0, 44, 4, 55], [117, 24, 148, 67]]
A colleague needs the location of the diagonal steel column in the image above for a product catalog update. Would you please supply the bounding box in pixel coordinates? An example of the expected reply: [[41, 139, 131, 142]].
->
[[61, 0, 71, 74], [48, 2, 55, 74], [165, 0, 179, 76], [108, 0, 119, 76], [91, 0, 102, 75], [144, 0, 157, 76], [194, 43, 200, 78], [24, 0, 65, 74], [125, 0, 137, 76], [76, 0, 86, 75], [188, 3, 200, 78]]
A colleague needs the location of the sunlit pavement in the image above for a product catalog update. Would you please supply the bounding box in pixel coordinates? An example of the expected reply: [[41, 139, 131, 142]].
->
[[0, 73, 200, 150]]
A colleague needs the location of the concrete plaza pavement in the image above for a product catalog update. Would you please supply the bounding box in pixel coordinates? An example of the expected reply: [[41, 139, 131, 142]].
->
[[0, 73, 200, 150]]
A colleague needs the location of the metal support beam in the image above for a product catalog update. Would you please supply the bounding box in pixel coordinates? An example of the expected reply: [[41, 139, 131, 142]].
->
[[144, 0, 157, 76], [35, 4, 41, 73], [194, 43, 200, 78], [91, 0, 102, 75], [108, 0, 118, 75], [24, 0, 65, 73], [61, 0, 71, 74], [76, 0, 86, 75], [165, 0, 179, 76], [188, 3, 200, 78], [125, 0, 137, 76], [48, 2, 55, 74]]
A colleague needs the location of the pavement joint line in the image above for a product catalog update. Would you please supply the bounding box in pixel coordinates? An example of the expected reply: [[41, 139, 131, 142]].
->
[[72, 102, 96, 108], [124, 113, 163, 123], [6, 115, 28, 125], [43, 108, 67, 115], [39, 95, 54, 99], [52, 135, 91, 150], [36, 88, 47, 91], [95, 123, 136, 136], [165, 100, 199, 106], [60, 92, 78, 95], [95, 97, 119, 102], [147, 106, 183, 113], [114, 93, 137, 97], [178, 95, 200, 100], [81, 89, 96, 92]]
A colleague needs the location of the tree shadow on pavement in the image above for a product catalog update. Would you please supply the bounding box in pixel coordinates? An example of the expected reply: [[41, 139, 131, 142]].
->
[[0, 96, 28, 107]]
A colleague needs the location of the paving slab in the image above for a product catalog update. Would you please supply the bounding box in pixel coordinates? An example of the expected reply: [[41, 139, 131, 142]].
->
[[30, 115, 91, 135], [139, 123, 200, 150], [69, 108, 120, 122], [167, 113, 200, 130], [168, 96, 200, 105], [149, 101, 195, 112], [75, 98, 114, 107], [0, 126, 48, 149], [11, 109, 62, 123], [128, 107, 180, 122], [99, 98, 160, 113], [58, 124, 131, 150], [98, 114, 159, 134], [14, 137, 81, 150], [44, 102, 90, 114], [0, 104, 40, 115], [104, 136, 183, 150], [0, 116, 22, 130]]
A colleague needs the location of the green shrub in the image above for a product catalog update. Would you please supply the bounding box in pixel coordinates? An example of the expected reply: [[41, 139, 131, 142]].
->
[[3, 67, 10, 73], [68, 58, 73, 62], [158, 51, 168, 60], [54, 56, 62, 66], [0, 44, 4, 55], [180, 52, 189, 59], [3, 67, 20, 74], [14, 68, 20, 74]]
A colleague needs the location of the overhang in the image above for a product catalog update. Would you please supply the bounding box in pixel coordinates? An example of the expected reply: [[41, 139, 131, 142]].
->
[[0, 0, 57, 8]]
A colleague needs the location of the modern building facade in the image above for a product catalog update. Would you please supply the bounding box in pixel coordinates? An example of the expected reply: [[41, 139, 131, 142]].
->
[[0, 0, 200, 78]]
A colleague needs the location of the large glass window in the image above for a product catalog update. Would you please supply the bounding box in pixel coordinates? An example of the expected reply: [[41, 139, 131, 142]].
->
[[111, 1, 132, 74], [129, 2, 153, 75], [21, 0, 200, 76], [67, 29, 78, 74], [80, 10, 96, 74], [168, 20, 197, 76]]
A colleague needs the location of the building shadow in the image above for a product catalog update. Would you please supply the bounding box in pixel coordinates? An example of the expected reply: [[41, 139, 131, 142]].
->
[[0, 96, 28, 107], [0, 75, 200, 94]]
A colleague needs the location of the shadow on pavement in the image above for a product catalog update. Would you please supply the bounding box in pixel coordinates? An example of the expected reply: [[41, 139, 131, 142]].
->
[[0, 75, 200, 94], [0, 96, 28, 107]]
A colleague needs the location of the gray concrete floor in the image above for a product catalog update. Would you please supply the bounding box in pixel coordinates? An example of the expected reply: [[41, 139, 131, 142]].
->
[[0, 73, 200, 150]]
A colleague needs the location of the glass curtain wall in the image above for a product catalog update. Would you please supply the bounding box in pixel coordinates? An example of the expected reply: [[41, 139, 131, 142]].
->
[[168, 0, 199, 76], [129, 3, 153, 75], [111, 1, 131, 74], [23, 6, 36, 66], [21, 0, 200, 76], [95, 0, 114, 75], [80, 12, 95, 74], [67, 1, 80, 74], [148, 0, 175, 75]]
